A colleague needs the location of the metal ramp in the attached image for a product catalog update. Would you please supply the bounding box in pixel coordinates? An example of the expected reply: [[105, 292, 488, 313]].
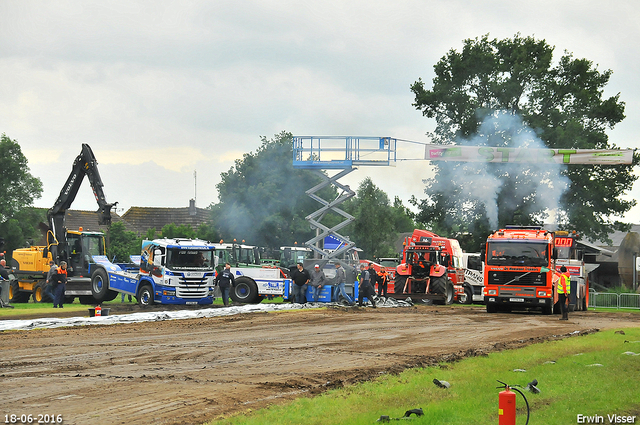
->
[[292, 136, 397, 259]]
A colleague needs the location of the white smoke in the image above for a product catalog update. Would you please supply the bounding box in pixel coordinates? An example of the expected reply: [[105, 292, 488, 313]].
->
[[432, 110, 570, 228]]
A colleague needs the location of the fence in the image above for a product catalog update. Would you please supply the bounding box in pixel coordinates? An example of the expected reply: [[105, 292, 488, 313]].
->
[[588, 290, 640, 309]]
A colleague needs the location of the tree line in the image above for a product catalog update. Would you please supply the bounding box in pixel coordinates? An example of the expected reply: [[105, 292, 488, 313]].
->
[[1, 34, 637, 261]]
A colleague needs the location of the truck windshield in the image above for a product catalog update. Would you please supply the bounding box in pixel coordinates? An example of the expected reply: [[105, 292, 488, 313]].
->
[[487, 242, 549, 266], [166, 249, 215, 270], [83, 235, 105, 256]]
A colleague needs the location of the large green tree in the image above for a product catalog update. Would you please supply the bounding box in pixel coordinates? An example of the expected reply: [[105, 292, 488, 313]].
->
[[213, 131, 338, 248], [343, 178, 417, 259], [410, 34, 637, 248], [0, 134, 44, 255]]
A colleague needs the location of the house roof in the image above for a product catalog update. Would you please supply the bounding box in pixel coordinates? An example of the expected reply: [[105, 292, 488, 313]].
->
[[64, 209, 132, 233], [121, 205, 211, 234]]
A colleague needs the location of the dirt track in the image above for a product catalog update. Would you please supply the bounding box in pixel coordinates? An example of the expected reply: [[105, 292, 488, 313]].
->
[[1, 305, 639, 425]]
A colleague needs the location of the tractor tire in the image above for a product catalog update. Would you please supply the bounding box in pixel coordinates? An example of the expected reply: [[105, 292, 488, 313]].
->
[[9, 280, 30, 303], [79, 295, 96, 305], [394, 276, 407, 294], [90, 268, 117, 303], [230, 277, 259, 304], [459, 285, 473, 305], [431, 277, 454, 305], [32, 282, 53, 303], [137, 284, 155, 306]]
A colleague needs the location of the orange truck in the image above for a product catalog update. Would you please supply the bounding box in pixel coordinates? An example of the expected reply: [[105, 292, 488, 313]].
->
[[483, 226, 560, 314], [391, 229, 464, 304]]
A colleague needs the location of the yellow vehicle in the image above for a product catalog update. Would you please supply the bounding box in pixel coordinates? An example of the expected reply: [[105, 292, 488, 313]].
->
[[9, 144, 117, 304]]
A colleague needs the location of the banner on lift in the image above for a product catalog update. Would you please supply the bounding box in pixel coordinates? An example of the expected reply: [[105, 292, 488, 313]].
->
[[425, 145, 634, 165]]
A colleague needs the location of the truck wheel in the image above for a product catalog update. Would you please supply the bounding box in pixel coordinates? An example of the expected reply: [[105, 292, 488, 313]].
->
[[459, 286, 473, 305], [230, 277, 259, 304], [79, 295, 95, 305], [137, 284, 155, 306], [486, 303, 497, 313], [91, 268, 117, 303], [33, 283, 53, 303], [9, 280, 30, 303]]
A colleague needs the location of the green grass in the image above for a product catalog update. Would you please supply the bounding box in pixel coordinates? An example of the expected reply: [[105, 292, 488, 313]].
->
[[209, 328, 640, 425]]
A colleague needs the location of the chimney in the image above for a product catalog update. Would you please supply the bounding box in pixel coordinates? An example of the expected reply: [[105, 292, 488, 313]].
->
[[189, 199, 196, 216]]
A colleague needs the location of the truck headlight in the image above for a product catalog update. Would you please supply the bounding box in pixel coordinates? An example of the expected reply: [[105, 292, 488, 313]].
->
[[488, 289, 497, 295], [537, 291, 547, 297]]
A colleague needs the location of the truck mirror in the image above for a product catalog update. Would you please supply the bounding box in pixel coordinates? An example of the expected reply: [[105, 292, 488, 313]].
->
[[153, 249, 163, 266]]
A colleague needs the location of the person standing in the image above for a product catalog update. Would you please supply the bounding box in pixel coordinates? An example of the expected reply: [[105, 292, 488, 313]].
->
[[558, 266, 571, 320], [367, 262, 378, 295], [51, 261, 68, 308], [358, 263, 377, 308], [333, 262, 354, 305], [45, 260, 57, 301], [377, 266, 389, 298], [0, 259, 9, 280], [290, 263, 310, 303], [309, 264, 326, 303], [215, 263, 235, 306]]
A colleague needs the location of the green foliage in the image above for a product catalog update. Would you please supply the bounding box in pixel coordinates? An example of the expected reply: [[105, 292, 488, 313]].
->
[[410, 34, 637, 249], [343, 178, 416, 258], [212, 327, 640, 425], [160, 223, 196, 239], [106, 221, 142, 262], [0, 134, 43, 223], [145, 228, 157, 240], [213, 131, 337, 248], [0, 135, 44, 255]]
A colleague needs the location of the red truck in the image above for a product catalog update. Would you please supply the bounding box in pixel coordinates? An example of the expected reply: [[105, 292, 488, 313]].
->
[[391, 229, 465, 304]]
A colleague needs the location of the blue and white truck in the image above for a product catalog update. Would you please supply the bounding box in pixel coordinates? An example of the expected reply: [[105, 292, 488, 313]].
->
[[90, 238, 216, 306]]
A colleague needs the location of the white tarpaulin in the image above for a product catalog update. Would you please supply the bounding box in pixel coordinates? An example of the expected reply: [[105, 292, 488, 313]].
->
[[0, 298, 412, 332], [425, 145, 634, 165]]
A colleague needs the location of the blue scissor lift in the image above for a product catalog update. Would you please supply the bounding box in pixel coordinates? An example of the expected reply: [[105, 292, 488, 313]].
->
[[292, 136, 397, 260]]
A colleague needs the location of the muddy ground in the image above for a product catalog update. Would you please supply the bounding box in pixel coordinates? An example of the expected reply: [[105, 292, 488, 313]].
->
[[1, 305, 639, 425]]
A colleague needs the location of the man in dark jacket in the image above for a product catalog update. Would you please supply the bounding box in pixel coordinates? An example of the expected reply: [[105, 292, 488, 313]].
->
[[358, 263, 377, 308], [309, 264, 326, 302], [215, 263, 235, 306], [290, 262, 310, 304], [51, 261, 68, 308]]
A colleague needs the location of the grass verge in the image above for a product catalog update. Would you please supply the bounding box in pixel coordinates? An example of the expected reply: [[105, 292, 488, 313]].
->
[[209, 327, 640, 425]]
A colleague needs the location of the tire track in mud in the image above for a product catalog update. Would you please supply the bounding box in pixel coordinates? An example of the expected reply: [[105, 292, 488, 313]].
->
[[1, 307, 638, 425]]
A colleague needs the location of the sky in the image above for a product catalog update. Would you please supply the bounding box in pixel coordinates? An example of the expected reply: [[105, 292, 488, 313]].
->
[[1, 1, 639, 224]]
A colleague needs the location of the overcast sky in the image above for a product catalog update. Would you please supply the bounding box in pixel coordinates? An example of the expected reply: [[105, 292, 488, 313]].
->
[[2, 1, 639, 225]]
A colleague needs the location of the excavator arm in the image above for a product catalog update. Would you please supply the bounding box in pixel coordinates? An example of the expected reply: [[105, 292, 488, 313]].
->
[[47, 144, 116, 262]]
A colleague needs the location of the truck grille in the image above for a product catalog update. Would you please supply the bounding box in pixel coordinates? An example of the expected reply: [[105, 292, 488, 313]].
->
[[176, 285, 210, 298], [176, 275, 212, 298], [487, 271, 547, 286]]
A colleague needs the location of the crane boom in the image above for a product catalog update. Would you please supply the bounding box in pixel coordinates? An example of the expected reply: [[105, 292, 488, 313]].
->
[[47, 144, 116, 263]]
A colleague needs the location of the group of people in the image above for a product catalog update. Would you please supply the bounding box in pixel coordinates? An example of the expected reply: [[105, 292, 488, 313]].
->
[[290, 261, 389, 307]]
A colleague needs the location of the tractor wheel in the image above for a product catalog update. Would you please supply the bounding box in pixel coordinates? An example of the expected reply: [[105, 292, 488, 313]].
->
[[430, 277, 454, 305], [9, 281, 30, 303], [230, 277, 259, 304], [90, 268, 117, 303], [137, 284, 155, 306], [394, 276, 407, 294], [32, 282, 53, 303]]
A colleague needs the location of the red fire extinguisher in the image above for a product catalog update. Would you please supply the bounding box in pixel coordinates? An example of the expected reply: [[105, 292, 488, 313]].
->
[[497, 380, 529, 425], [95, 305, 102, 317]]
